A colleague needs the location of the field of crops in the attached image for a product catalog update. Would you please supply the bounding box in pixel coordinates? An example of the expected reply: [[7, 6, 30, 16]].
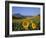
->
[[12, 16, 40, 31]]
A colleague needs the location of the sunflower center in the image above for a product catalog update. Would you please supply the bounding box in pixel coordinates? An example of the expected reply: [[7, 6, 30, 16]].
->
[[24, 22, 27, 26]]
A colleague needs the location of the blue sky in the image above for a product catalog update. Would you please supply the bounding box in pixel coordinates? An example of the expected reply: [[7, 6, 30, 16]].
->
[[12, 7, 40, 16]]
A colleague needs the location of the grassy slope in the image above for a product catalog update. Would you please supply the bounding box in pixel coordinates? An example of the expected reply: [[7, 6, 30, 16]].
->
[[12, 16, 40, 23]]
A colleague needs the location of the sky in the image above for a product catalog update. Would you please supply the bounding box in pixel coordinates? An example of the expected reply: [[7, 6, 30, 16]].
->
[[12, 7, 40, 16]]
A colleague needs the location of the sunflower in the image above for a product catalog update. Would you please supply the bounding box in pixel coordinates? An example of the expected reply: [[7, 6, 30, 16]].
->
[[32, 23, 37, 29], [22, 19, 30, 30]]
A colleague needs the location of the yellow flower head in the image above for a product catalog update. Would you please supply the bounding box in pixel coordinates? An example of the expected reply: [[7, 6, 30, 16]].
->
[[22, 19, 30, 30], [32, 23, 37, 29]]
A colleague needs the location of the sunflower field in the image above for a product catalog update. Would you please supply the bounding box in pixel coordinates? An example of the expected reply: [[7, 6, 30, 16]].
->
[[12, 16, 40, 31]]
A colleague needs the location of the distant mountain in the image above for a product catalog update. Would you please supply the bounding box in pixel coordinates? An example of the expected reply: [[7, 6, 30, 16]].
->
[[12, 13, 25, 19], [13, 13, 23, 17], [38, 14, 40, 16]]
